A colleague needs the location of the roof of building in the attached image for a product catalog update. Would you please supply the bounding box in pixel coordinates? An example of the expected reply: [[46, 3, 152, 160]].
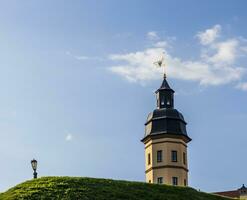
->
[[142, 77, 191, 143], [240, 184, 247, 191], [214, 190, 240, 198], [156, 78, 174, 93], [142, 108, 191, 142], [213, 185, 247, 198]]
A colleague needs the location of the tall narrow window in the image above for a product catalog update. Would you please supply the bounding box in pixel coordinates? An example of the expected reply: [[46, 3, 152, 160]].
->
[[172, 177, 178, 186], [148, 153, 151, 165], [167, 99, 170, 105], [157, 150, 162, 162], [183, 152, 186, 165], [171, 150, 177, 162], [157, 177, 163, 184], [156, 93, 159, 108], [184, 179, 187, 186]]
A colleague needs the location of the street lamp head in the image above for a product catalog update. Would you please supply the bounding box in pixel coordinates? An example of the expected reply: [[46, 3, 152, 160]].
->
[[31, 159, 37, 171], [31, 159, 38, 179]]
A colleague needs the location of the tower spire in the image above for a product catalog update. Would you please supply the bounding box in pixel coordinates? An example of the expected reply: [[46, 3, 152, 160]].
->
[[154, 53, 174, 109]]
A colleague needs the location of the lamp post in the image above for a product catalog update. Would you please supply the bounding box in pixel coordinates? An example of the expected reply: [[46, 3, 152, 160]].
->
[[31, 159, 38, 179]]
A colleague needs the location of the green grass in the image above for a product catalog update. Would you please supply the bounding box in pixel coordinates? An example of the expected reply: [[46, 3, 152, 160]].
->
[[0, 177, 232, 200]]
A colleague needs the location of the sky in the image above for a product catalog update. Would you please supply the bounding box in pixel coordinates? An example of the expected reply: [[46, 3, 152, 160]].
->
[[0, 0, 247, 193]]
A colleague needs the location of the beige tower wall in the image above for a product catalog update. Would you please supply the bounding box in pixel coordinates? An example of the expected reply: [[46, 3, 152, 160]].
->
[[240, 194, 247, 200], [145, 143, 153, 183], [144, 137, 189, 186]]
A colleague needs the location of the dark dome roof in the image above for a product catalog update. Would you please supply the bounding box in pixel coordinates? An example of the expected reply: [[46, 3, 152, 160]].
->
[[143, 108, 191, 142]]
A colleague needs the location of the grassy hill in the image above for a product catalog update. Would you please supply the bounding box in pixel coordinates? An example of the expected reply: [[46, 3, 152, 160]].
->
[[0, 177, 232, 200]]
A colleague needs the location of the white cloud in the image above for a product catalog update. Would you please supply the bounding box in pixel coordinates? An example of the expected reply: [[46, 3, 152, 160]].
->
[[109, 47, 245, 86], [108, 26, 247, 88], [153, 41, 168, 48], [109, 48, 163, 82], [66, 51, 102, 61], [65, 133, 73, 141], [236, 82, 247, 91], [202, 39, 239, 65], [147, 31, 159, 40], [197, 25, 221, 45]]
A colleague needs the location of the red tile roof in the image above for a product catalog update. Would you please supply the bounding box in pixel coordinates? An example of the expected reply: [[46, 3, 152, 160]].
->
[[214, 190, 240, 198]]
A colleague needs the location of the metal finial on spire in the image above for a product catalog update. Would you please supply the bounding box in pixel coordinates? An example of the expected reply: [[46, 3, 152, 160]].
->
[[154, 52, 166, 78]]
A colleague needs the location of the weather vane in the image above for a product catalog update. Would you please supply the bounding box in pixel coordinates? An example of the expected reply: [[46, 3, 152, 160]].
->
[[154, 52, 166, 78]]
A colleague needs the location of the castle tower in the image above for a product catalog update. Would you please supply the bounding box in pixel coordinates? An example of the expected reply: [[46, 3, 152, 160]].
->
[[141, 75, 191, 186]]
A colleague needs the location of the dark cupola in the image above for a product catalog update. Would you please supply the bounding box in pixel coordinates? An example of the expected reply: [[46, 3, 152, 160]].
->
[[142, 76, 191, 143], [156, 75, 174, 109]]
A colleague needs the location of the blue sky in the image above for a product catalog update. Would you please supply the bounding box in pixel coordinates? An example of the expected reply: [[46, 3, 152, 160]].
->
[[0, 0, 247, 193]]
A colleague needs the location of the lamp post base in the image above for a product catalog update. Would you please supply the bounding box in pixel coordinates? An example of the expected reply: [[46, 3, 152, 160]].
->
[[33, 172, 37, 179]]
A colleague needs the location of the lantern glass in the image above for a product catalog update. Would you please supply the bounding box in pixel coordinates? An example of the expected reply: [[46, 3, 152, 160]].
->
[[31, 159, 37, 171]]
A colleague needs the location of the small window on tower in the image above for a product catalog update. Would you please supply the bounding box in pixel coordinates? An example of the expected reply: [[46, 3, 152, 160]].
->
[[184, 179, 187, 186], [157, 150, 162, 162], [157, 177, 163, 184], [156, 93, 159, 107], [172, 177, 178, 186], [183, 152, 186, 165], [167, 100, 170, 105], [171, 150, 178, 162], [148, 153, 151, 165], [167, 98, 170, 105], [161, 100, 165, 105]]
